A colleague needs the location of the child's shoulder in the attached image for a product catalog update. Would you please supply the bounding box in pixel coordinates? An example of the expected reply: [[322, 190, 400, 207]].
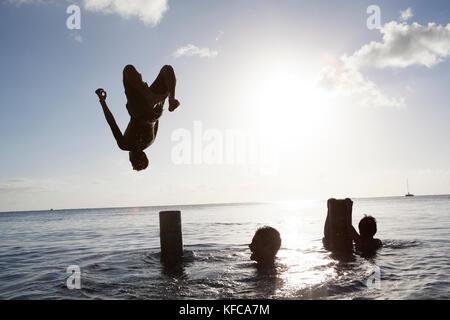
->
[[374, 238, 382, 248], [356, 238, 382, 253]]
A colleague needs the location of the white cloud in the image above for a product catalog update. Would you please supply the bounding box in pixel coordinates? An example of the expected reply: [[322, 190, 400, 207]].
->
[[7, 0, 59, 5], [173, 44, 218, 58], [317, 64, 405, 108], [400, 8, 414, 22], [82, 0, 169, 26], [0, 178, 65, 193], [344, 21, 450, 70], [318, 20, 450, 108], [7, 0, 39, 4], [7, 0, 170, 26]]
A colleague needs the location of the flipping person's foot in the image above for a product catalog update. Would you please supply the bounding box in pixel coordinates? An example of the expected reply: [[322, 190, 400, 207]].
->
[[169, 99, 180, 112]]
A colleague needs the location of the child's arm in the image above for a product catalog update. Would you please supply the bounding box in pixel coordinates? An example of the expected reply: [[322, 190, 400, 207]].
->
[[324, 215, 329, 238], [322, 215, 331, 248], [348, 225, 360, 243]]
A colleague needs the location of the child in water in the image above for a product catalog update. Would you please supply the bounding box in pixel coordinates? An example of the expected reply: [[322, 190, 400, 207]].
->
[[249, 226, 281, 268], [350, 215, 382, 253]]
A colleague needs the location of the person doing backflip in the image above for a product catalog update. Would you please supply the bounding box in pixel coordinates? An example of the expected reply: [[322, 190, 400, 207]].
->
[[95, 64, 180, 171]]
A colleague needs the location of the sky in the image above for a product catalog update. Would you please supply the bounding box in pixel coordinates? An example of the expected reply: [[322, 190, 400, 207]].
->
[[0, 0, 449, 212]]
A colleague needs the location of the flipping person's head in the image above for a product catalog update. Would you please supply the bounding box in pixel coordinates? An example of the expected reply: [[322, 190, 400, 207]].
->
[[359, 215, 377, 238], [129, 150, 149, 171], [249, 226, 281, 265]]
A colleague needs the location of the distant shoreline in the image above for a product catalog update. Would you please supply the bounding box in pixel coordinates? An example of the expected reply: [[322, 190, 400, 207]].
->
[[1, 194, 449, 215]]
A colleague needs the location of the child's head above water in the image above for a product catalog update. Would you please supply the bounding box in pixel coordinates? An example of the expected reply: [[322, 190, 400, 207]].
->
[[358, 215, 377, 238], [249, 226, 281, 265]]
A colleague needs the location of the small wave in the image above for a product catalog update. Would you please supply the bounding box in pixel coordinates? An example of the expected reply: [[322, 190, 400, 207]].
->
[[382, 239, 421, 249], [144, 249, 196, 264], [184, 243, 218, 249]]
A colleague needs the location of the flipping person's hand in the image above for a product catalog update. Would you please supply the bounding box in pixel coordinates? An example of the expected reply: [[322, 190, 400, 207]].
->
[[95, 88, 107, 101]]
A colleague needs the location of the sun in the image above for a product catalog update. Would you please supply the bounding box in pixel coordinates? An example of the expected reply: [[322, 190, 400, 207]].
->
[[242, 60, 332, 147]]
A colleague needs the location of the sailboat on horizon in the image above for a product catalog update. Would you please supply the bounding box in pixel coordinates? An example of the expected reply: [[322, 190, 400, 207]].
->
[[405, 179, 414, 197]]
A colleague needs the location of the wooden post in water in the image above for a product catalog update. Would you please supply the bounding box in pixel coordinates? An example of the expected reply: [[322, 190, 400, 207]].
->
[[323, 198, 353, 253], [159, 210, 183, 265]]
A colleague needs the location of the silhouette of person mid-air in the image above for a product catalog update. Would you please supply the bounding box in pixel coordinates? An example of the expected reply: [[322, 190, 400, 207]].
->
[[95, 64, 180, 171]]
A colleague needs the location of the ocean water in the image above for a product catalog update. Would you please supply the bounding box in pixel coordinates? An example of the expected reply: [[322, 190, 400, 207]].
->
[[0, 195, 449, 300]]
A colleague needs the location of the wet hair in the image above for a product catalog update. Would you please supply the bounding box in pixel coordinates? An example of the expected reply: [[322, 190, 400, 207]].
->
[[358, 215, 377, 238], [250, 226, 281, 259], [129, 151, 149, 171]]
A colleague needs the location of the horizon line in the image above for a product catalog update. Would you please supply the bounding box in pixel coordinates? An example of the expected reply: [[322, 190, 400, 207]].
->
[[1, 193, 449, 214]]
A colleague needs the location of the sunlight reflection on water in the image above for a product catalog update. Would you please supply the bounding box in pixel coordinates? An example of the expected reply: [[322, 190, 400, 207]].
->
[[0, 195, 449, 299]]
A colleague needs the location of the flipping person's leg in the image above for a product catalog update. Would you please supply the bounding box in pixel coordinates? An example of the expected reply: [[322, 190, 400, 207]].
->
[[123, 65, 149, 99], [123, 65, 147, 118], [149, 65, 180, 112]]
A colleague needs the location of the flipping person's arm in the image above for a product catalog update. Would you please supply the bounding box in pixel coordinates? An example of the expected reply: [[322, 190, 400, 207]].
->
[[95, 89, 128, 150]]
